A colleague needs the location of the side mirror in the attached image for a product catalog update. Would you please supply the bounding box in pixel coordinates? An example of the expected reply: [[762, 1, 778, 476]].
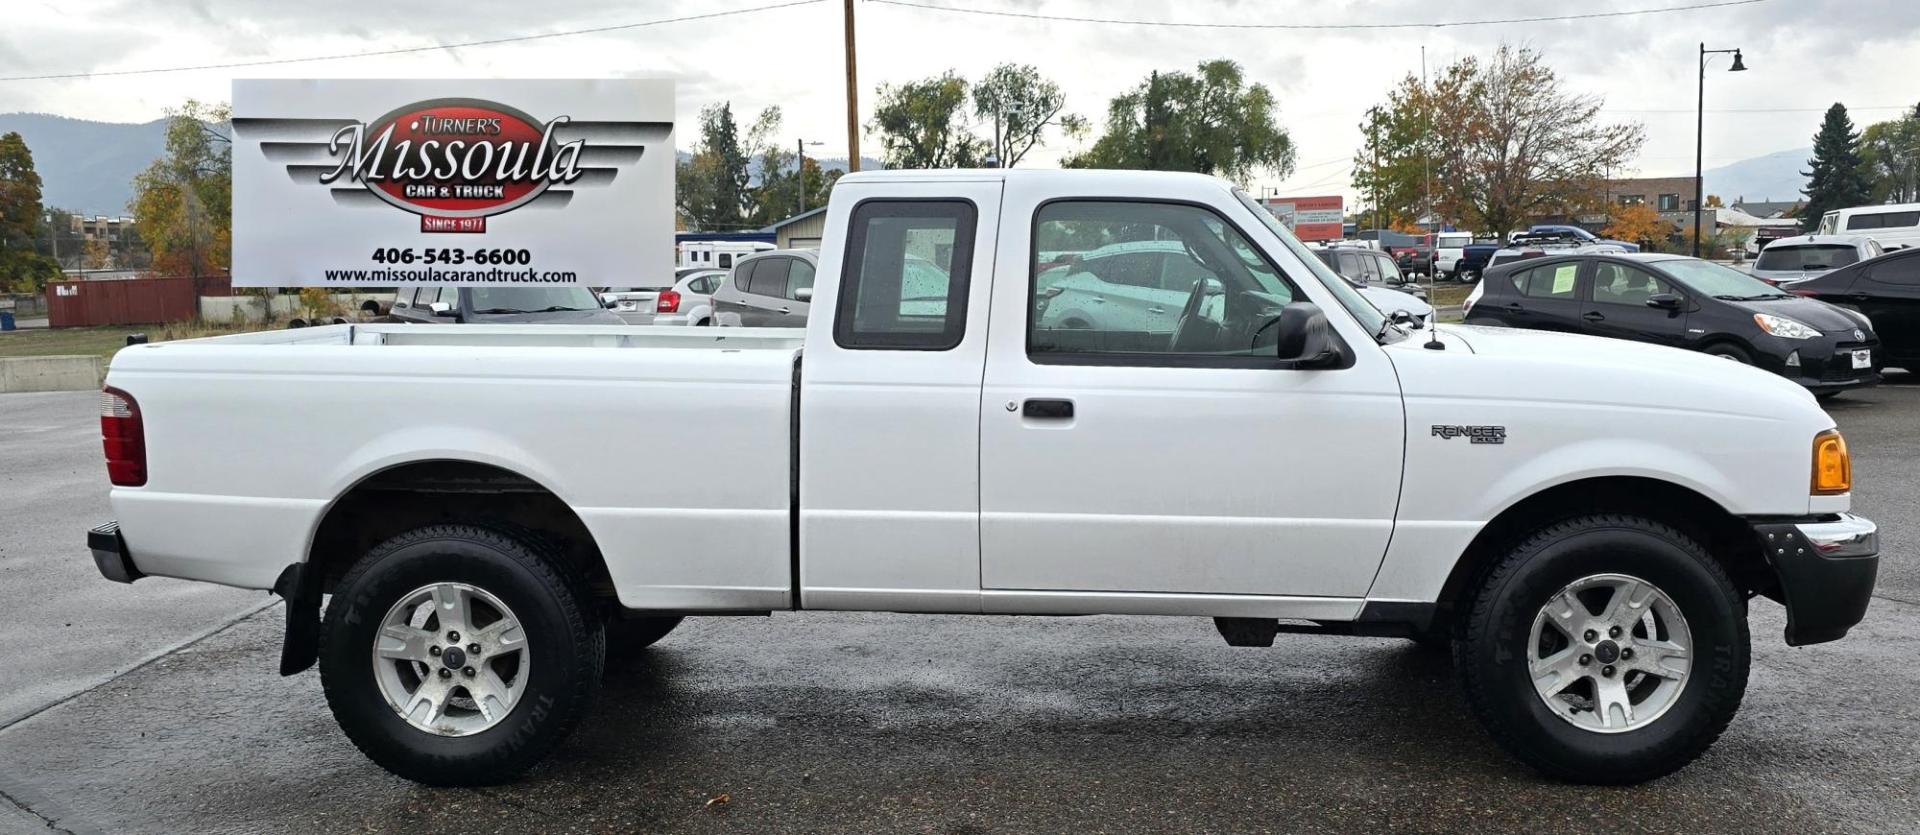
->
[[604, 300, 619, 309], [1271, 302, 1342, 368], [429, 301, 455, 317], [1387, 309, 1416, 325], [1646, 293, 1683, 311], [794, 286, 813, 302]]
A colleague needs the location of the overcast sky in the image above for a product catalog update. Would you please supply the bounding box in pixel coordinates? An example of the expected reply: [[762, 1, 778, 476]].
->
[[3, 0, 1917, 205]]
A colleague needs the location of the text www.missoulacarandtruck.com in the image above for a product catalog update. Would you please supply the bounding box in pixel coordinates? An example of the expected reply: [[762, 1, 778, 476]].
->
[[321, 266, 579, 283]]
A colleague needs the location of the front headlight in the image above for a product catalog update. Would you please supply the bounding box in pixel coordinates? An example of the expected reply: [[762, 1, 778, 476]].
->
[[1754, 313, 1821, 340]]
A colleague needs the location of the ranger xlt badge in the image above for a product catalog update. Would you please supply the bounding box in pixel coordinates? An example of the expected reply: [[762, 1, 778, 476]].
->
[[1433, 425, 1507, 444]]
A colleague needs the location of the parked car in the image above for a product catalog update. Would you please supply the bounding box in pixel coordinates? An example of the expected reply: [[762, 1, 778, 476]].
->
[[91, 169, 1876, 789], [711, 250, 817, 327], [1750, 235, 1885, 286], [1485, 232, 1626, 271], [1779, 244, 1920, 371], [1815, 202, 1920, 249], [602, 269, 727, 326], [1394, 241, 1435, 277], [1527, 224, 1641, 252], [1433, 231, 1475, 279], [1463, 252, 1882, 396], [1309, 246, 1434, 324], [387, 285, 625, 325]]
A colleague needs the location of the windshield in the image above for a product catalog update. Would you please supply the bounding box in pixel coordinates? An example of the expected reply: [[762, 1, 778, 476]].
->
[[1755, 244, 1858, 272], [1656, 259, 1790, 299], [1233, 189, 1390, 338], [1817, 212, 1839, 235], [468, 285, 603, 313]]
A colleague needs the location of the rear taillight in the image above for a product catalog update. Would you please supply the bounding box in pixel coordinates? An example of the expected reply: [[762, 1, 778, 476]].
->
[[656, 290, 681, 313], [100, 386, 146, 487]]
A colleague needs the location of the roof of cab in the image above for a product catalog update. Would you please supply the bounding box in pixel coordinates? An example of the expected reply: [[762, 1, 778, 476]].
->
[[834, 168, 1232, 187]]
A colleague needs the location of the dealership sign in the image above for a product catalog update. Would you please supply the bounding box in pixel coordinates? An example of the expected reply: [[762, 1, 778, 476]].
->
[[232, 79, 674, 286], [1263, 195, 1345, 242]]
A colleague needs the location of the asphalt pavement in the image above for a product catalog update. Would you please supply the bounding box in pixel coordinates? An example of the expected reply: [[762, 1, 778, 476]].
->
[[1, 378, 1917, 834]]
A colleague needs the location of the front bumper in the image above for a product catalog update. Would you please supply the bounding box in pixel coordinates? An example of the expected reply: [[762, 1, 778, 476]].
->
[[1755, 334, 1884, 392], [87, 520, 143, 584], [1752, 513, 1878, 646]]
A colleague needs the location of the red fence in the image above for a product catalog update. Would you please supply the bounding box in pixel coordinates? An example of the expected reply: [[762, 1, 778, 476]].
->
[[45, 277, 203, 327]]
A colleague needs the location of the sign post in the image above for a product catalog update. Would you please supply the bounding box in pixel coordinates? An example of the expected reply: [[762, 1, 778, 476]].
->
[[232, 79, 674, 286]]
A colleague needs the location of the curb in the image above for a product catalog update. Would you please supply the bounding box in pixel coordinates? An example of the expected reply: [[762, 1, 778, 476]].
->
[[0, 355, 104, 393]]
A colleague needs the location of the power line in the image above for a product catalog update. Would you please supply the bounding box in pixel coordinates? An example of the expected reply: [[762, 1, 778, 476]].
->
[[868, 0, 1773, 30], [0, 0, 825, 82]]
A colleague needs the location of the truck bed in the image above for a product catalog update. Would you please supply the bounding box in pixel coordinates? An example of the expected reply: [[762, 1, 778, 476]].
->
[[105, 322, 806, 611]]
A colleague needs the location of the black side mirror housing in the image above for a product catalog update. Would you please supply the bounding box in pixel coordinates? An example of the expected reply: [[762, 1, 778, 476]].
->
[[604, 300, 619, 309], [1646, 293, 1683, 311], [1271, 302, 1343, 368]]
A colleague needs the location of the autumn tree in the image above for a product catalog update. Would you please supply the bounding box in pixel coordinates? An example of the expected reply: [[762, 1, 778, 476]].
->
[[1801, 103, 1872, 232], [870, 71, 986, 169], [1602, 202, 1673, 248], [1357, 45, 1644, 237], [130, 100, 231, 277], [742, 106, 839, 226], [1065, 60, 1295, 183], [972, 63, 1085, 167], [0, 131, 60, 292], [1352, 87, 1440, 228]]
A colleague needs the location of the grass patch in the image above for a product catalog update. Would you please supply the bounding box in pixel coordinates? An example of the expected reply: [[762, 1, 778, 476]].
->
[[1427, 283, 1475, 308], [0, 322, 269, 362]]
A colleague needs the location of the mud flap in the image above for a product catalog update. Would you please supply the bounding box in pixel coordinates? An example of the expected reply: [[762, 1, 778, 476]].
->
[[272, 563, 322, 676]]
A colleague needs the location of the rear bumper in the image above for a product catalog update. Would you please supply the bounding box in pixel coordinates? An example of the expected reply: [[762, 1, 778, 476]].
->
[[87, 520, 144, 584], [1752, 513, 1878, 646]]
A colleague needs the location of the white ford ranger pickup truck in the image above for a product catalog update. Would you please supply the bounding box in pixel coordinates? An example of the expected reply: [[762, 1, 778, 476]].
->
[[87, 170, 1877, 787]]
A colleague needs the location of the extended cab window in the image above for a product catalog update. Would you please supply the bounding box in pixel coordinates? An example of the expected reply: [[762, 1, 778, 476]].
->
[[1029, 200, 1304, 363], [833, 200, 975, 350]]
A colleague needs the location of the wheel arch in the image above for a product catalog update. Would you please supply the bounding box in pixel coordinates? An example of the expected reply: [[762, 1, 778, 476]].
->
[[1430, 475, 1769, 635]]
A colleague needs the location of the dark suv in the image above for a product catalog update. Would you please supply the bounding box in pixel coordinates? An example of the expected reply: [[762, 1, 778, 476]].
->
[[1463, 252, 1882, 397]]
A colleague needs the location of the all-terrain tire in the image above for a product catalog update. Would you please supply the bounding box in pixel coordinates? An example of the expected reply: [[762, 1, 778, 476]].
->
[[320, 524, 606, 786], [1454, 514, 1749, 784]]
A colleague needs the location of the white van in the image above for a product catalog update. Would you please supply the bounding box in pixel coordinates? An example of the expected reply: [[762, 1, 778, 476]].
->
[[1816, 203, 1920, 249]]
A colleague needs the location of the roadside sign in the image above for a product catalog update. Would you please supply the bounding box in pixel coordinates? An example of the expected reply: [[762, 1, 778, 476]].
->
[[231, 79, 674, 286], [1263, 195, 1344, 242]]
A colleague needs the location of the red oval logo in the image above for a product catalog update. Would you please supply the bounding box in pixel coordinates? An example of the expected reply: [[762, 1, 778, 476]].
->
[[322, 98, 584, 219]]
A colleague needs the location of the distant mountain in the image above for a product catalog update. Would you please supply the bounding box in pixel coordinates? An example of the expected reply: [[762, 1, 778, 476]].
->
[[0, 113, 169, 216], [674, 149, 885, 182], [1704, 146, 1811, 205]]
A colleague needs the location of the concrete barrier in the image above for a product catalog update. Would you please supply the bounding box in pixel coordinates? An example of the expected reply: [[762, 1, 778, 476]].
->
[[0, 355, 105, 393]]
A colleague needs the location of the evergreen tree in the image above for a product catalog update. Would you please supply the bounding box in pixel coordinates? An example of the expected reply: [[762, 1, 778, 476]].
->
[[1800, 103, 1871, 232], [0, 131, 60, 292]]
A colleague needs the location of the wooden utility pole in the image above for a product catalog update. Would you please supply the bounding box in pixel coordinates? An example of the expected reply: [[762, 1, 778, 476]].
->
[[843, 0, 860, 172]]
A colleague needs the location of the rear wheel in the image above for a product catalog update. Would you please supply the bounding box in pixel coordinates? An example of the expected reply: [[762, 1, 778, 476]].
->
[[320, 524, 605, 786], [1455, 515, 1748, 784]]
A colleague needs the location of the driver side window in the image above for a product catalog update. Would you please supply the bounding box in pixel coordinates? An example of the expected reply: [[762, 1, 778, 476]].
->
[[1029, 200, 1300, 364]]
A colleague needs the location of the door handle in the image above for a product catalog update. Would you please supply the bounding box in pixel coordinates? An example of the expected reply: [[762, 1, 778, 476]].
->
[[1089, 296, 1106, 304], [1582, 311, 1606, 321], [1145, 306, 1166, 315], [1021, 398, 1075, 419], [778, 307, 791, 314]]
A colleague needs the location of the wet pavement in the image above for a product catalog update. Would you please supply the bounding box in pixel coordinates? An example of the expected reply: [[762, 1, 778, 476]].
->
[[2, 378, 1917, 834]]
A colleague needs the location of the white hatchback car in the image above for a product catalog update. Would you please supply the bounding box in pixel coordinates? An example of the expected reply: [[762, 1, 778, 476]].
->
[[1751, 235, 1883, 286], [602, 269, 727, 326]]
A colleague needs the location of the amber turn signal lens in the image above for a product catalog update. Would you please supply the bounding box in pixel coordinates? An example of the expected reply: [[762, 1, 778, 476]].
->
[[1811, 429, 1851, 495]]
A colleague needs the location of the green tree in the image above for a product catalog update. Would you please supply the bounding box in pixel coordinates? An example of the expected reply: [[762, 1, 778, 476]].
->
[[130, 99, 231, 277], [742, 106, 838, 226], [1358, 45, 1643, 238], [675, 102, 755, 231], [972, 63, 1086, 167], [1859, 103, 1920, 204], [1801, 103, 1873, 232], [1063, 60, 1295, 184], [870, 71, 986, 169], [0, 131, 60, 292]]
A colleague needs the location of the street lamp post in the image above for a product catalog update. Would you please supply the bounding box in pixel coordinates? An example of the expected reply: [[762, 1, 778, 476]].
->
[[796, 139, 824, 215], [1695, 43, 1747, 258]]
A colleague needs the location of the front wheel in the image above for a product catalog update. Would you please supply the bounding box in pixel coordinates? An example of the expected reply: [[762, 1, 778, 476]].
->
[[1703, 343, 1753, 364], [1455, 515, 1748, 784], [320, 525, 606, 786]]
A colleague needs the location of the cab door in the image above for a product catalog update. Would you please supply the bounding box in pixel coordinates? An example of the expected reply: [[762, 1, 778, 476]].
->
[[1496, 258, 1586, 332], [977, 186, 1405, 609]]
